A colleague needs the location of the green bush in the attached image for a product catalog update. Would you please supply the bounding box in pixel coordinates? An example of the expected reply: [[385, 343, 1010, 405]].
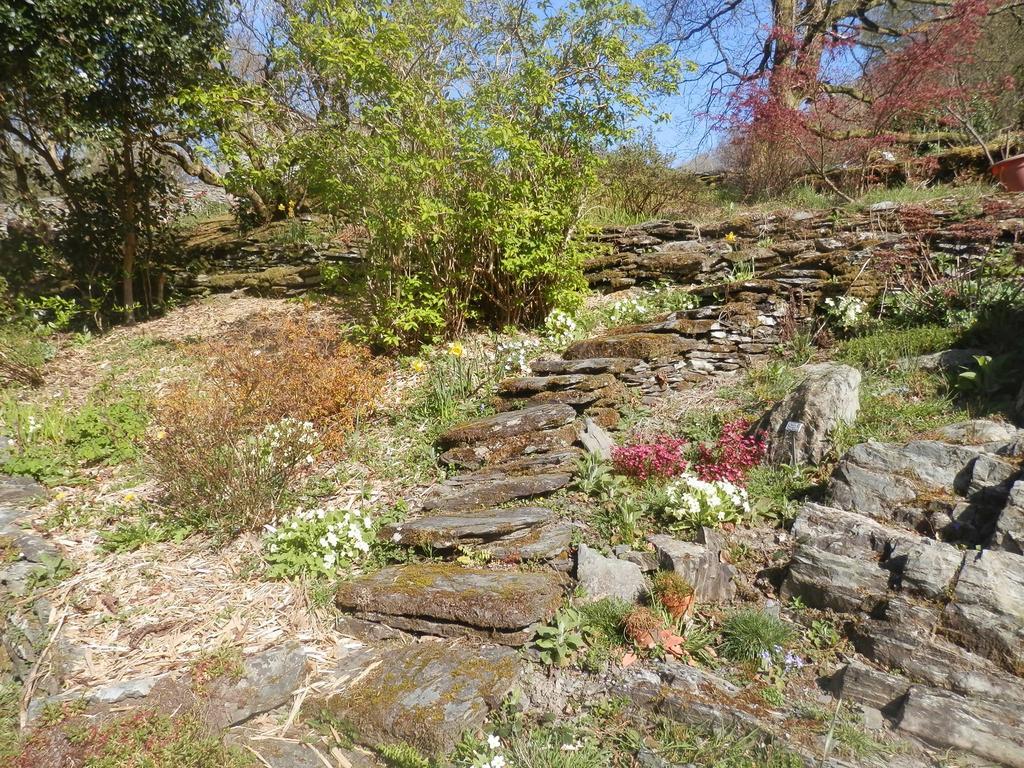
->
[[839, 324, 958, 370], [291, 0, 677, 348], [719, 609, 795, 662]]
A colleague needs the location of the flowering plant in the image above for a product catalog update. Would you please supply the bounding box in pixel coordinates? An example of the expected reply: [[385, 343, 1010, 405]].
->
[[544, 309, 581, 347], [458, 733, 507, 768], [823, 295, 867, 330], [612, 435, 688, 481], [496, 337, 541, 376], [263, 504, 374, 578], [606, 295, 649, 326], [695, 419, 765, 483], [661, 474, 750, 530]]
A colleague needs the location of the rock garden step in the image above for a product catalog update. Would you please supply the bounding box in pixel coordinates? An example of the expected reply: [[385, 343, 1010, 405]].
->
[[421, 451, 577, 512], [383, 505, 571, 563], [438, 404, 577, 449], [564, 333, 699, 361], [314, 640, 521, 758], [335, 563, 565, 644], [529, 357, 641, 375]]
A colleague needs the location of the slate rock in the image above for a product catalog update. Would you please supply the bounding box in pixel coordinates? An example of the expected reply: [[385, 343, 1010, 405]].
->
[[438, 424, 577, 470], [781, 544, 889, 613], [886, 537, 964, 601], [790, 502, 910, 556], [898, 685, 1024, 768], [830, 660, 909, 714], [578, 416, 615, 460], [911, 348, 986, 374], [529, 357, 641, 375], [317, 640, 520, 758], [0, 475, 44, 506], [336, 563, 564, 643], [202, 643, 310, 730], [420, 451, 577, 512], [755, 363, 861, 466], [564, 333, 699, 361], [944, 548, 1024, 670], [933, 418, 1019, 447], [991, 480, 1024, 554], [439, 404, 577, 449], [647, 535, 735, 602], [576, 544, 645, 604]]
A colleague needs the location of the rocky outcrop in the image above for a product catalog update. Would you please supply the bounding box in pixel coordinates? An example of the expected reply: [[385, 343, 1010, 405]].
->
[[756, 363, 861, 465], [576, 544, 645, 604], [783, 420, 1024, 764]]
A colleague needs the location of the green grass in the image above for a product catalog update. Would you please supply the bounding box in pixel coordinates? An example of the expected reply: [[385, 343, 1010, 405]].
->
[[849, 181, 994, 212], [719, 609, 795, 662], [650, 720, 804, 768], [746, 463, 817, 525], [0, 683, 19, 762], [838, 324, 959, 371]]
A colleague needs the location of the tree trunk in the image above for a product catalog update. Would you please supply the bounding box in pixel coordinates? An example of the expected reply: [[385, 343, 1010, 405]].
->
[[121, 136, 139, 325]]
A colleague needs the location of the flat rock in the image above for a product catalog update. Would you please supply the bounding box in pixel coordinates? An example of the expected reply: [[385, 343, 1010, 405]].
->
[[564, 333, 699, 361], [756, 363, 861, 465], [316, 640, 520, 758], [420, 458, 573, 513], [529, 357, 641, 375], [911, 348, 986, 374], [933, 418, 1019, 447], [336, 563, 564, 643], [438, 404, 577, 449], [578, 417, 615, 460], [0, 475, 44, 505], [647, 535, 735, 602], [437, 424, 577, 470], [384, 506, 570, 562], [203, 643, 310, 730], [945, 548, 1024, 669], [886, 537, 964, 601], [576, 544, 645, 603], [498, 373, 616, 396]]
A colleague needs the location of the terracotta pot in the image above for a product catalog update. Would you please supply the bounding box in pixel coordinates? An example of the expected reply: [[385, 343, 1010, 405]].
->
[[991, 154, 1024, 192]]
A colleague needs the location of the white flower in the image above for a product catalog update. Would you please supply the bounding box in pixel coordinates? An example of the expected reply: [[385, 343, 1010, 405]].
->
[[490, 757, 506, 768], [487, 734, 502, 750]]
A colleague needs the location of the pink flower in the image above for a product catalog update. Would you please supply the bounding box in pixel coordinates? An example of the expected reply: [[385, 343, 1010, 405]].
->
[[613, 436, 688, 481], [695, 419, 766, 483]]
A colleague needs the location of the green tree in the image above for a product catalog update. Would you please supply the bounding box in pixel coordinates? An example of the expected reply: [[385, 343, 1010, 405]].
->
[[1, 0, 226, 323], [286, 0, 678, 347]]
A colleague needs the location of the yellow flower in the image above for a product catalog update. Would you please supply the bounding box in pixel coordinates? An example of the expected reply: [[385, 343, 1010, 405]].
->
[[277, 203, 286, 211], [55, 491, 67, 501], [410, 359, 426, 373], [724, 232, 738, 243], [155, 429, 167, 440], [447, 341, 465, 358], [123, 492, 136, 502]]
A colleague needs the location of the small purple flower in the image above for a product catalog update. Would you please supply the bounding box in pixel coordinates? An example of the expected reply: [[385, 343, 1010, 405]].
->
[[759, 649, 772, 664], [784, 651, 805, 670]]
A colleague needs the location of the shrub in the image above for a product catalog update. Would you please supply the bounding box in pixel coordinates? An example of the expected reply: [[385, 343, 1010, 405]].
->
[[719, 609, 795, 662], [659, 475, 751, 531], [694, 420, 766, 484], [199, 316, 383, 449], [150, 398, 318, 534], [612, 436, 688, 481]]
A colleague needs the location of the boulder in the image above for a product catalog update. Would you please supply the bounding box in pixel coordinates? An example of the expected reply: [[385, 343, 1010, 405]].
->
[[335, 563, 564, 644], [911, 348, 986, 374], [576, 544, 645, 603], [647, 535, 735, 602], [755, 363, 861, 466], [316, 641, 520, 758]]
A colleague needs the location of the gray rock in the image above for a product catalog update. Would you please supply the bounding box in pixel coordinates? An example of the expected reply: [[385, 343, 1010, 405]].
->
[[791, 502, 910, 556], [647, 535, 735, 602], [203, 643, 311, 730], [991, 480, 1024, 554], [781, 544, 889, 613], [933, 418, 1019, 446], [911, 349, 986, 374], [316, 640, 520, 758], [831, 660, 909, 713], [944, 548, 1024, 669], [756, 363, 861, 466], [615, 549, 660, 572], [529, 357, 641, 376], [420, 455, 575, 512], [0, 475, 44, 505], [576, 544, 645, 604], [578, 417, 615, 460], [335, 563, 564, 644], [886, 537, 964, 601], [438, 404, 577, 449], [849, 620, 1024, 704], [898, 685, 1024, 768]]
